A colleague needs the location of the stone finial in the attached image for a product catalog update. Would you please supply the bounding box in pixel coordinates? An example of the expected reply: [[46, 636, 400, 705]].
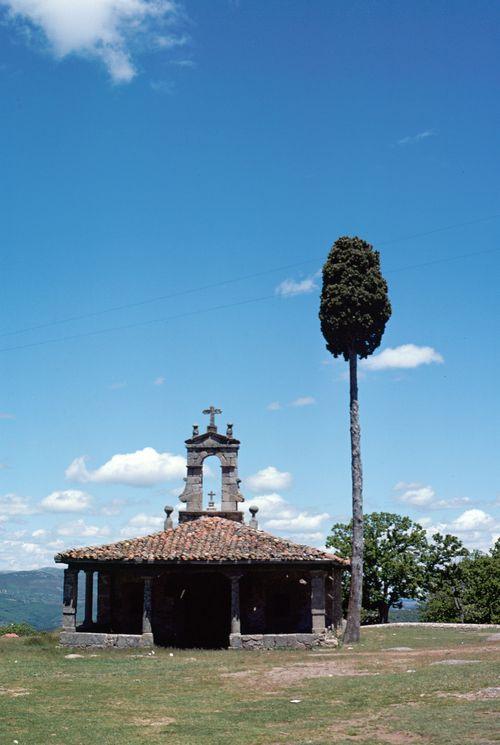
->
[[249, 505, 259, 529], [192, 423, 199, 437], [164, 505, 174, 530], [226, 422, 233, 438]]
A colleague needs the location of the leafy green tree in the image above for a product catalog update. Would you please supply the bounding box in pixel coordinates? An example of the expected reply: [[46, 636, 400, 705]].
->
[[319, 237, 391, 642], [423, 532, 469, 621], [422, 539, 500, 623], [327, 512, 428, 624]]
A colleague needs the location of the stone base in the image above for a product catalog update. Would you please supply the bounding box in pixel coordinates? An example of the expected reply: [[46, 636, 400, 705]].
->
[[60, 632, 154, 649], [229, 633, 338, 650]]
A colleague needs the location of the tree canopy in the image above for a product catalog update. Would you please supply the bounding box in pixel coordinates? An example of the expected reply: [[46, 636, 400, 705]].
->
[[319, 236, 392, 360], [422, 538, 500, 623], [327, 512, 428, 623]]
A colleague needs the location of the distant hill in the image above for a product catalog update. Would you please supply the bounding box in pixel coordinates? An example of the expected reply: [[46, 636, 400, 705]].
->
[[0, 567, 62, 630]]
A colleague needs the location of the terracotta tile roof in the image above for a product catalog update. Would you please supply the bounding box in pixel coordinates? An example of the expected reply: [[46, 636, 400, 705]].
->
[[55, 516, 348, 565]]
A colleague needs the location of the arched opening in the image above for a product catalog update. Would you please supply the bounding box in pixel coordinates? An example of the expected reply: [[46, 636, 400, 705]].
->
[[202, 455, 222, 510]]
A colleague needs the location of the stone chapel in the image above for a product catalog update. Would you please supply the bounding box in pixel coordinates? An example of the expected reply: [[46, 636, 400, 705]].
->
[[56, 408, 347, 649]]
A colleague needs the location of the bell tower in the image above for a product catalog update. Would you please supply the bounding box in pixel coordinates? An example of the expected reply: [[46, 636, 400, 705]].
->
[[178, 406, 245, 523]]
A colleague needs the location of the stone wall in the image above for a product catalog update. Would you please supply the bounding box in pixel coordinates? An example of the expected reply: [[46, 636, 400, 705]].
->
[[229, 632, 339, 650], [60, 632, 153, 649]]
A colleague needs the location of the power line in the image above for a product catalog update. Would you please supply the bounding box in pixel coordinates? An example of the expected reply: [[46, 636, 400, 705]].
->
[[1, 243, 499, 355], [1, 213, 499, 354], [384, 245, 500, 274], [0, 294, 277, 353], [2, 211, 500, 340], [0, 258, 314, 339]]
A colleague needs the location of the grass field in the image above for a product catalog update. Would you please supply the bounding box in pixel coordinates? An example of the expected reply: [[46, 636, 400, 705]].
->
[[0, 626, 498, 744]]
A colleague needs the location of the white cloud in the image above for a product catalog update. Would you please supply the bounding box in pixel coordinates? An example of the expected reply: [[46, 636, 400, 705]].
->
[[247, 493, 330, 547], [0, 412, 15, 419], [433, 497, 472, 509], [266, 512, 330, 531], [397, 130, 436, 146], [100, 498, 125, 516], [291, 396, 316, 407], [267, 398, 316, 410], [0, 0, 185, 83], [275, 274, 318, 297], [109, 381, 127, 390], [0, 539, 55, 569], [246, 466, 292, 493], [0, 492, 35, 517], [57, 519, 110, 538], [150, 79, 175, 94], [171, 57, 194, 67], [453, 509, 494, 531], [65, 447, 186, 487], [422, 509, 499, 552], [119, 512, 163, 537], [396, 483, 436, 507], [361, 344, 444, 371], [153, 376, 166, 386], [394, 482, 472, 510], [40, 489, 92, 513]]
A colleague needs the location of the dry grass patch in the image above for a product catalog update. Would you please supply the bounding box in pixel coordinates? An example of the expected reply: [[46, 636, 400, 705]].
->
[[222, 659, 378, 691], [437, 687, 500, 701], [131, 716, 176, 727], [0, 685, 30, 697]]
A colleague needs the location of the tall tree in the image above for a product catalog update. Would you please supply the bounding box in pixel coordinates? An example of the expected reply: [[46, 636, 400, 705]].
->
[[319, 236, 391, 642], [327, 513, 429, 624]]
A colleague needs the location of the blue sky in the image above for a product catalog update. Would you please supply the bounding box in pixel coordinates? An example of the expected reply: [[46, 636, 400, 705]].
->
[[0, 0, 499, 569]]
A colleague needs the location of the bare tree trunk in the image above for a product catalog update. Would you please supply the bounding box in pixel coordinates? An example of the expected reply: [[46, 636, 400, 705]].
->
[[344, 350, 363, 643]]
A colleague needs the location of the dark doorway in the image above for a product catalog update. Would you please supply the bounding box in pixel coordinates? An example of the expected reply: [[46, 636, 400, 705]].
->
[[240, 571, 311, 634], [112, 579, 144, 634], [152, 572, 231, 648]]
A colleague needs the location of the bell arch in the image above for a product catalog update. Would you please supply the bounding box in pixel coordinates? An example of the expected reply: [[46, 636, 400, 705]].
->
[[179, 407, 245, 519]]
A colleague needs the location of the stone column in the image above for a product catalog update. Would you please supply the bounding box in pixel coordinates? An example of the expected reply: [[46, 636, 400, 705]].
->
[[142, 577, 153, 635], [62, 567, 78, 631], [230, 574, 242, 634], [97, 571, 112, 628], [332, 566, 344, 631], [310, 569, 326, 633], [83, 570, 94, 627]]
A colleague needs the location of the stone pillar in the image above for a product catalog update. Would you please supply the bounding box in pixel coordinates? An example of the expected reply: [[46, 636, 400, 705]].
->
[[62, 567, 78, 631], [142, 577, 153, 635], [310, 570, 326, 633], [230, 574, 242, 634], [332, 566, 344, 631], [84, 569, 94, 627], [97, 571, 112, 628]]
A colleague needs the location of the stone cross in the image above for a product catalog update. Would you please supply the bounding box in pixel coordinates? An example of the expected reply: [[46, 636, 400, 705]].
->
[[207, 490, 216, 510], [202, 405, 222, 431]]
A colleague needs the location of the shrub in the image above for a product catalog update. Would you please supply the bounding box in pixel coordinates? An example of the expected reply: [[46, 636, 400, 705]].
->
[[0, 622, 38, 637]]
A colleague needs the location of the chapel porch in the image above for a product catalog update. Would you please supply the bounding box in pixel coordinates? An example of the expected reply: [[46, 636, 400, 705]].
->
[[59, 563, 344, 650]]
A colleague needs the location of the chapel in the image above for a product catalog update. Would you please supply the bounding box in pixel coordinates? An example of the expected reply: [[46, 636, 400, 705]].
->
[[56, 408, 347, 649]]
